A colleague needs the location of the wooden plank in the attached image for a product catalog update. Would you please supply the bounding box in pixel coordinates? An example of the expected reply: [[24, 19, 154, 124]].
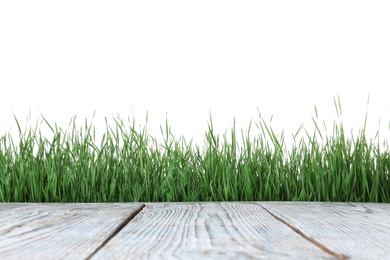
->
[[0, 203, 144, 259], [259, 202, 390, 259], [92, 202, 332, 259]]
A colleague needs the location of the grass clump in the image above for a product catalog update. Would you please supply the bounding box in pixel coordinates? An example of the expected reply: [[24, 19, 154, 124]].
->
[[0, 100, 389, 202]]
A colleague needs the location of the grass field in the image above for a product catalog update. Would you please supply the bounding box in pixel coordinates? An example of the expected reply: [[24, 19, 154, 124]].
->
[[1, 100, 389, 203]]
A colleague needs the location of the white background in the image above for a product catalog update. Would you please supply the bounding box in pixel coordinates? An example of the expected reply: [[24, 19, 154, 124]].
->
[[1, 1, 389, 150]]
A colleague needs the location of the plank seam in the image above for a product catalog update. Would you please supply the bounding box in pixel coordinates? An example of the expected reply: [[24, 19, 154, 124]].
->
[[85, 204, 146, 260], [259, 204, 349, 260]]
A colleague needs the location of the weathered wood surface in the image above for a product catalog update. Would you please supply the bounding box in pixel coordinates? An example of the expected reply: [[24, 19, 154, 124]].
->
[[0, 203, 144, 259], [260, 202, 390, 259], [1, 202, 389, 259], [92, 202, 332, 259]]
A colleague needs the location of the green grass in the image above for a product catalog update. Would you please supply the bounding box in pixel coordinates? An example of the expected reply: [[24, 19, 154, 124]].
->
[[1, 100, 389, 203]]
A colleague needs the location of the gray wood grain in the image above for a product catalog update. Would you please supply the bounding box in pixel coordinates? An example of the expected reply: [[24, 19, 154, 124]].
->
[[0, 203, 144, 259], [259, 202, 390, 259], [92, 202, 332, 259]]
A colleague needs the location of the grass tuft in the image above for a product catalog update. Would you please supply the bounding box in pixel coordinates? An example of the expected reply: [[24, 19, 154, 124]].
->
[[0, 102, 389, 202]]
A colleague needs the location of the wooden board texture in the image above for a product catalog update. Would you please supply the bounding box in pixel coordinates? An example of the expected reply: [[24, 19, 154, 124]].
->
[[92, 202, 332, 259], [1, 202, 389, 259], [0, 203, 144, 259], [260, 202, 390, 259]]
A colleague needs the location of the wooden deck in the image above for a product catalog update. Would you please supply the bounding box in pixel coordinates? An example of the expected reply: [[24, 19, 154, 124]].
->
[[1, 202, 389, 259]]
